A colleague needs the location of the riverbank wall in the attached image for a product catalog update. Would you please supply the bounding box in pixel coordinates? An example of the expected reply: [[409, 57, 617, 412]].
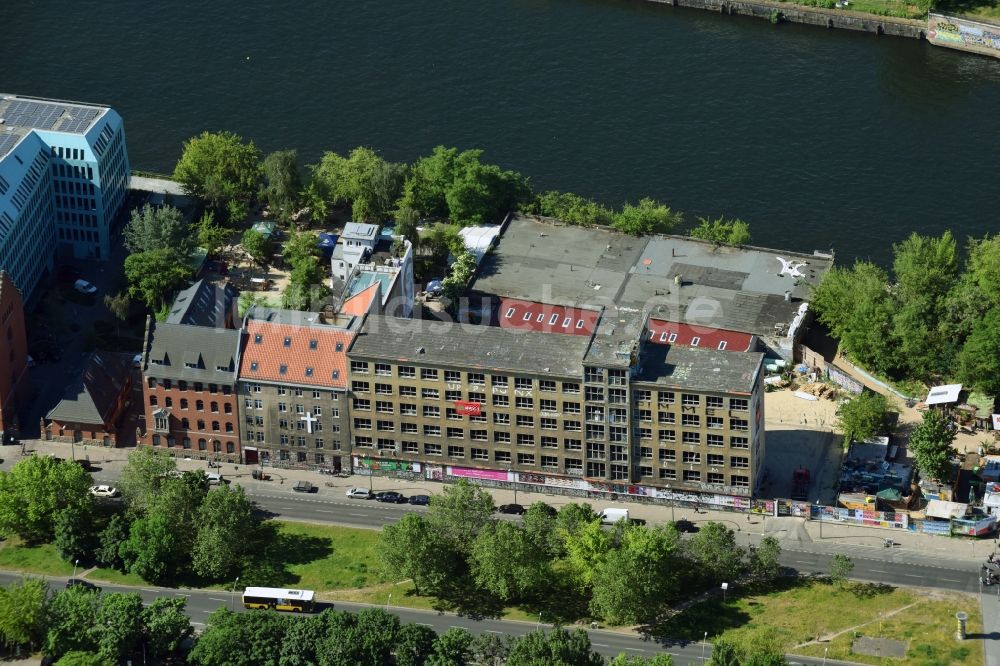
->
[[647, 0, 927, 38]]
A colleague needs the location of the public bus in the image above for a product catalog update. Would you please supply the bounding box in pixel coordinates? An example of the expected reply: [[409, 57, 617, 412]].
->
[[241, 586, 316, 612]]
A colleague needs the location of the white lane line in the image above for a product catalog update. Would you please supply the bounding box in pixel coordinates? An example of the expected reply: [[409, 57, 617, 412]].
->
[[209, 598, 227, 602], [348, 513, 368, 517], [141, 588, 159, 593], [903, 574, 922, 578], [315, 509, 333, 513], [175, 593, 191, 597], [624, 647, 646, 652], [942, 578, 961, 583], [484, 630, 502, 634], [593, 643, 610, 647], [450, 626, 466, 631], [417, 623, 433, 627], [869, 569, 889, 574]]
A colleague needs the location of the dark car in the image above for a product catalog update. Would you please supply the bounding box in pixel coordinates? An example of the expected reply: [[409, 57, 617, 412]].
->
[[497, 503, 526, 515], [408, 494, 430, 506], [66, 579, 100, 593], [375, 491, 406, 504], [673, 519, 700, 533], [293, 481, 315, 493]]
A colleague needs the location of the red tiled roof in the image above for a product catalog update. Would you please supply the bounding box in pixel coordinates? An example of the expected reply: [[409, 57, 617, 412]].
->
[[498, 298, 600, 336], [341, 283, 380, 317], [238, 320, 353, 388], [646, 318, 754, 352]]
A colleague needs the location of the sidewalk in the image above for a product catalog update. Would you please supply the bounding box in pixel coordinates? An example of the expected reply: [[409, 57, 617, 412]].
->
[[13, 440, 995, 565]]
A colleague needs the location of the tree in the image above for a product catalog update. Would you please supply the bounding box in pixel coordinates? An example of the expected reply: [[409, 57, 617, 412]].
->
[[262, 150, 303, 221], [54, 503, 99, 563], [423, 223, 464, 265], [957, 308, 1000, 397], [534, 190, 614, 227], [610, 654, 675, 666], [399, 146, 462, 218], [441, 250, 478, 310], [445, 159, 530, 226], [908, 410, 955, 482], [0, 456, 93, 543], [173, 131, 262, 216], [54, 652, 104, 666], [95, 592, 143, 665], [555, 503, 599, 545], [123, 204, 192, 255], [278, 613, 329, 666], [281, 231, 328, 311], [0, 577, 48, 651], [427, 627, 474, 666], [142, 597, 193, 661], [748, 536, 782, 586], [379, 514, 458, 596], [522, 502, 560, 558], [829, 554, 854, 586], [505, 628, 604, 666], [612, 198, 683, 236], [120, 513, 184, 583], [196, 211, 234, 257], [393, 623, 438, 666], [103, 291, 130, 335], [590, 525, 682, 625], [395, 207, 422, 252], [468, 632, 511, 666], [688, 522, 746, 586], [241, 228, 273, 267], [811, 262, 898, 374], [427, 479, 496, 555], [836, 391, 896, 445], [311, 147, 406, 224], [563, 519, 612, 593], [688, 217, 751, 246], [319, 608, 400, 666], [189, 609, 289, 666], [470, 521, 549, 602], [117, 448, 177, 516], [95, 514, 129, 570], [123, 248, 194, 311], [192, 484, 258, 580], [45, 586, 99, 660]]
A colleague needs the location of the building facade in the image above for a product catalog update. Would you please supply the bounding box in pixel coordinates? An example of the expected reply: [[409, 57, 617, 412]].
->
[[45, 351, 134, 446], [236, 308, 356, 469], [0, 272, 29, 444], [138, 320, 242, 462], [0, 95, 129, 300], [346, 314, 766, 498]]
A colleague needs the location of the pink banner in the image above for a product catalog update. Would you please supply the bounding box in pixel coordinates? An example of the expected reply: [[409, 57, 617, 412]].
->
[[447, 466, 510, 482]]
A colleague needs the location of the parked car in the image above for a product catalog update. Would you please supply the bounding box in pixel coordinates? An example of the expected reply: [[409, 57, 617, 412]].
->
[[497, 503, 526, 515], [408, 494, 431, 506], [346, 487, 373, 499], [375, 491, 406, 504], [206, 473, 222, 485], [293, 481, 315, 493], [73, 279, 97, 294], [65, 579, 100, 592], [673, 519, 700, 533], [89, 485, 120, 498]]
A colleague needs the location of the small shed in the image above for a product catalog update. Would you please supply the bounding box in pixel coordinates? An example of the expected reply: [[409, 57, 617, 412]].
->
[[924, 499, 968, 520], [925, 384, 962, 410]]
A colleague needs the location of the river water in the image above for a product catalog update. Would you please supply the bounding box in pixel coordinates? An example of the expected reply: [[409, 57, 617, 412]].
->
[[5, 0, 1000, 263]]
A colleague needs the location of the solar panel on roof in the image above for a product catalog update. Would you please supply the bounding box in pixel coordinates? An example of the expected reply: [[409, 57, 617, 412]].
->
[[4, 100, 66, 130], [0, 134, 21, 156]]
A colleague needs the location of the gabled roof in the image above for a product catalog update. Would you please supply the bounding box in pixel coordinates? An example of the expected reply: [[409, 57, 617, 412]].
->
[[646, 318, 754, 352], [341, 283, 380, 317], [342, 222, 379, 241], [46, 351, 132, 425], [926, 384, 962, 405], [239, 317, 354, 389], [144, 323, 240, 383], [166, 279, 238, 328], [498, 298, 600, 336]]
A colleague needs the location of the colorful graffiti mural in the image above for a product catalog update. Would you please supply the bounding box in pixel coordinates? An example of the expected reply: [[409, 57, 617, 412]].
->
[[929, 13, 1000, 58]]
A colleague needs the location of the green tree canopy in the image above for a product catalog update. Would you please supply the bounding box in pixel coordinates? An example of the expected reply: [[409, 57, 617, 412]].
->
[[612, 198, 683, 236], [196, 210, 234, 257], [688, 522, 746, 586], [505, 628, 604, 666], [54, 503, 98, 563], [53, 652, 103, 666], [470, 521, 549, 602], [261, 149, 303, 221], [123, 248, 194, 312], [241, 228, 273, 267], [563, 519, 612, 594], [427, 479, 496, 555], [829, 554, 854, 587], [173, 131, 262, 215], [44, 586, 99, 660], [378, 514, 459, 597], [188, 609, 290, 666], [533, 190, 614, 227], [117, 448, 177, 516], [395, 207, 422, 251], [394, 622, 438, 666], [141, 597, 193, 660], [748, 536, 782, 586], [123, 204, 192, 255], [836, 391, 896, 445], [95, 592, 144, 665], [956, 308, 1000, 397], [192, 484, 258, 580], [427, 627, 474, 666], [0, 456, 93, 543], [312, 147, 406, 224], [0, 577, 48, 651], [908, 410, 955, 482], [688, 217, 751, 246]]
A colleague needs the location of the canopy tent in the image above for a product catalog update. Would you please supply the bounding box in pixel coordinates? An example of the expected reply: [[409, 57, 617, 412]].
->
[[876, 487, 902, 502], [926, 383, 962, 406], [316, 233, 338, 258], [925, 499, 968, 520]]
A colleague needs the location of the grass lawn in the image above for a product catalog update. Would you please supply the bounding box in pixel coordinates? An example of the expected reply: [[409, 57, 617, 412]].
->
[[653, 578, 982, 666], [269, 520, 389, 591], [0, 538, 76, 576], [776, 0, 931, 19]]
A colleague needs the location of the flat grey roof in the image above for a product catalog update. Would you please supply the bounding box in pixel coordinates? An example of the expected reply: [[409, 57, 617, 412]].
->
[[245, 306, 357, 330], [342, 222, 379, 240], [471, 215, 834, 340], [350, 314, 590, 377], [0, 94, 108, 158], [635, 344, 763, 394]]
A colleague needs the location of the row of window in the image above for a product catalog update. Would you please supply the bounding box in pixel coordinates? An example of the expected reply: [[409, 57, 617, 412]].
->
[[149, 434, 235, 453], [651, 449, 750, 467], [350, 362, 577, 392], [152, 412, 233, 434], [243, 432, 342, 449], [149, 396, 232, 413], [148, 378, 232, 395], [242, 383, 339, 399]]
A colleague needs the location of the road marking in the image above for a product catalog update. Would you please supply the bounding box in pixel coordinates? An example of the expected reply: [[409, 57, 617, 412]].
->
[[484, 630, 502, 634], [869, 569, 888, 574], [209, 597, 227, 602], [593, 643, 610, 647], [349, 513, 368, 517], [417, 623, 433, 627], [451, 626, 466, 630], [141, 588, 159, 593], [315, 509, 333, 513], [903, 574, 922, 578], [175, 593, 191, 597], [942, 578, 961, 583], [792, 560, 811, 565], [624, 647, 645, 652]]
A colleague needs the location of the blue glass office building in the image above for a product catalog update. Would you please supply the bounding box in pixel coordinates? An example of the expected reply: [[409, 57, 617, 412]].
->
[[0, 95, 129, 301]]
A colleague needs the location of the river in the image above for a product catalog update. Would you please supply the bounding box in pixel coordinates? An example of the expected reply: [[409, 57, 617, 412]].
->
[[5, 0, 1000, 264]]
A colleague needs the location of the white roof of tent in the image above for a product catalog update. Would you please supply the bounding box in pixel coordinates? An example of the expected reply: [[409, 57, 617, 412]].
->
[[925, 499, 968, 519], [459, 225, 501, 264], [926, 384, 962, 405]]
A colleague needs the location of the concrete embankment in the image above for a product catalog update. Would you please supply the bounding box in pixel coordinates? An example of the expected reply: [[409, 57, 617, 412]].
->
[[647, 0, 927, 39]]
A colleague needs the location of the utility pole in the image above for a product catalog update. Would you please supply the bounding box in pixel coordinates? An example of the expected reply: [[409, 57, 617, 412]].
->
[[230, 576, 240, 611]]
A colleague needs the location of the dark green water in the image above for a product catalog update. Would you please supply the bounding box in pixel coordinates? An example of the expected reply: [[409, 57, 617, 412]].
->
[[5, 0, 1000, 263]]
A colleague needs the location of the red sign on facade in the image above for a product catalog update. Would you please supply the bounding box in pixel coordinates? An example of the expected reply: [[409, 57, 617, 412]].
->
[[454, 401, 481, 416]]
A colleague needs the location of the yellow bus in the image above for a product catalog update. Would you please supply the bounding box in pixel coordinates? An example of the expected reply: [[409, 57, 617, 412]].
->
[[241, 586, 316, 612]]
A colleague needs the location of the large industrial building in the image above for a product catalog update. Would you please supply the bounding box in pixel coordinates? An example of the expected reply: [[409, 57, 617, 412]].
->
[[0, 94, 130, 301]]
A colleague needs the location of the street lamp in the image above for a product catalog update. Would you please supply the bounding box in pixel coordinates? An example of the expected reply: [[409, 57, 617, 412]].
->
[[702, 631, 708, 663], [721, 582, 729, 603], [822, 646, 829, 666], [536, 612, 542, 630], [230, 576, 240, 611], [71, 558, 79, 580]]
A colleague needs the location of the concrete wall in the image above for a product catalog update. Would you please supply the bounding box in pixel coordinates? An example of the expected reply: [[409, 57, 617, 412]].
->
[[647, 0, 926, 38], [928, 13, 1000, 58]]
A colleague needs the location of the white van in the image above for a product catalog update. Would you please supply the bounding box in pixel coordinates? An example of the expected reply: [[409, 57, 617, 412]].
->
[[599, 508, 629, 524]]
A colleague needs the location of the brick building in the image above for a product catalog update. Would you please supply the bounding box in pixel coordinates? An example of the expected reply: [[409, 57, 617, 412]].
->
[[45, 351, 133, 446], [138, 319, 241, 462], [237, 308, 356, 469], [0, 271, 29, 444]]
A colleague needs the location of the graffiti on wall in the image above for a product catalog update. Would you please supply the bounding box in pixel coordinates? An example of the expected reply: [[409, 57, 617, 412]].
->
[[929, 13, 1000, 55]]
